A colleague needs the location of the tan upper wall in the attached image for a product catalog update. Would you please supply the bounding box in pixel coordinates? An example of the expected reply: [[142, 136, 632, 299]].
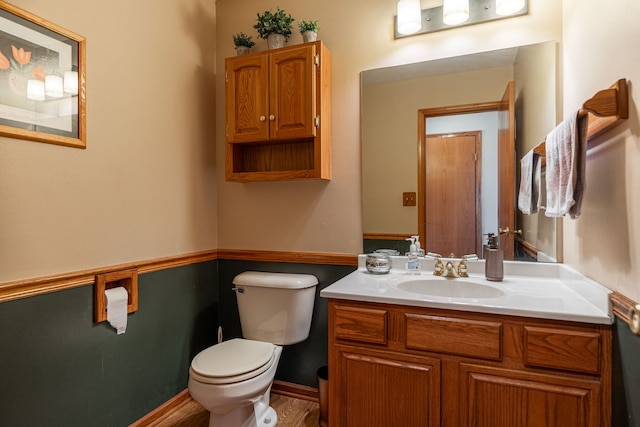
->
[[215, 0, 562, 254], [562, 0, 640, 301], [0, 0, 218, 282]]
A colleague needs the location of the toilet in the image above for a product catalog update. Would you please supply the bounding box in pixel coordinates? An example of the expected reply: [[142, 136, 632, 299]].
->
[[188, 271, 318, 427]]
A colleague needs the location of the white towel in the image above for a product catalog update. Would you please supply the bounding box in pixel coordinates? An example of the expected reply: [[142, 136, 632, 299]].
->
[[544, 111, 588, 218], [518, 149, 541, 215]]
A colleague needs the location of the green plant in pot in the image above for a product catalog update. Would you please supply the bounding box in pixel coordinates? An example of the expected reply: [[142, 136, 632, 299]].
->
[[232, 32, 255, 56], [299, 19, 319, 43], [254, 6, 294, 49]]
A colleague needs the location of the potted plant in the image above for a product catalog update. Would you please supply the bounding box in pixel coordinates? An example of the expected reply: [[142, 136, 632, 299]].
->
[[232, 32, 255, 56], [298, 19, 319, 43], [254, 7, 294, 49]]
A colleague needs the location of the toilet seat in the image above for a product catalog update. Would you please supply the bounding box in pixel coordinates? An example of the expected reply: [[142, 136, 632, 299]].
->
[[190, 338, 276, 385]]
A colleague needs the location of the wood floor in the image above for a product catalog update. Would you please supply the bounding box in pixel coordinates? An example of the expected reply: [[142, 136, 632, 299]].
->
[[147, 393, 320, 427]]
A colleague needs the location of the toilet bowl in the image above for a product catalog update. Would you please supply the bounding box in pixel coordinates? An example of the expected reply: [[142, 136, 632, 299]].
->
[[188, 339, 283, 427], [188, 271, 318, 427]]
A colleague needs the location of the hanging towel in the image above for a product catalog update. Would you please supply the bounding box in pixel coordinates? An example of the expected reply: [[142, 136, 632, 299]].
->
[[544, 111, 589, 218], [517, 149, 541, 215]]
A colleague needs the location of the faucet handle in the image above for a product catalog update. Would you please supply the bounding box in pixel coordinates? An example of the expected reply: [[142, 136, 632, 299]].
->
[[457, 259, 469, 277], [433, 259, 445, 276]]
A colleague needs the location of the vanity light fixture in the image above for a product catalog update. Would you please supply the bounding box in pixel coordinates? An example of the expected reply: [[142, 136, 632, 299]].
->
[[394, 0, 528, 39], [397, 0, 422, 35], [443, 0, 469, 25]]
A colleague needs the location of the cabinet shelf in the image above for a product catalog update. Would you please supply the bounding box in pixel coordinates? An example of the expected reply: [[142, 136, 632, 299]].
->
[[225, 41, 331, 182]]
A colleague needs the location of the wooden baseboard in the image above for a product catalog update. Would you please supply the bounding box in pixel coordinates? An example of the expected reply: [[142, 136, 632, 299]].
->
[[130, 382, 318, 426], [129, 389, 192, 427], [273, 380, 319, 402]]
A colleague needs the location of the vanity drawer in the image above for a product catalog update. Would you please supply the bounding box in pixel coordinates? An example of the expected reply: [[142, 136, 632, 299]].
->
[[405, 314, 502, 360], [333, 305, 387, 345], [524, 326, 601, 374]]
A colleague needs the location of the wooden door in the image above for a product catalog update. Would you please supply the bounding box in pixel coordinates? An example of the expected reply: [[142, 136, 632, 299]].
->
[[459, 364, 600, 427], [334, 345, 440, 427], [225, 54, 270, 143], [269, 44, 316, 141], [498, 81, 516, 259], [425, 132, 481, 257]]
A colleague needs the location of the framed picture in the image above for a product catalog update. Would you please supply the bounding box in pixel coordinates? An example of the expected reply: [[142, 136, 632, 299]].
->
[[0, 2, 85, 148]]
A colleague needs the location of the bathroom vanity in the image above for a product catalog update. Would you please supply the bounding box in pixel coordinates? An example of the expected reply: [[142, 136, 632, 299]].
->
[[321, 257, 613, 427]]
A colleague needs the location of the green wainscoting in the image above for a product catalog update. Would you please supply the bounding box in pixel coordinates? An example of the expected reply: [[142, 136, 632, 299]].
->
[[612, 318, 640, 426], [0, 261, 218, 427]]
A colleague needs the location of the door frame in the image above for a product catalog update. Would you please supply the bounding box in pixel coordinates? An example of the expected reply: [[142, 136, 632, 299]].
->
[[418, 101, 512, 257]]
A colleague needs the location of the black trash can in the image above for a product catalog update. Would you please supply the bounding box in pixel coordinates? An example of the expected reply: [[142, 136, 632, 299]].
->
[[317, 365, 328, 426]]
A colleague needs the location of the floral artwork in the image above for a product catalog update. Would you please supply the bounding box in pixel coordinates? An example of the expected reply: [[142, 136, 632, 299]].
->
[[0, 3, 85, 148], [0, 36, 61, 111]]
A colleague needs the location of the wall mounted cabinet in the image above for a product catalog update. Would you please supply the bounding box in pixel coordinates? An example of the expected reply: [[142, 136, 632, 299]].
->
[[225, 41, 331, 182], [328, 299, 612, 426]]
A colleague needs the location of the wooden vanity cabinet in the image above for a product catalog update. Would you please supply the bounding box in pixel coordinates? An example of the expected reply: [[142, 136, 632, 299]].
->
[[224, 41, 331, 182], [328, 299, 612, 427]]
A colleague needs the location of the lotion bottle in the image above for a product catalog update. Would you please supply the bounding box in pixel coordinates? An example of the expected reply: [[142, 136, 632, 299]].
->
[[484, 234, 503, 281]]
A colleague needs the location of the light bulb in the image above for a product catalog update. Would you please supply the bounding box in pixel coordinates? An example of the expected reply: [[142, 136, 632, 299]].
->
[[496, 0, 525, 16], [397, 0, 422, 35], [443, 0, 469, 25]]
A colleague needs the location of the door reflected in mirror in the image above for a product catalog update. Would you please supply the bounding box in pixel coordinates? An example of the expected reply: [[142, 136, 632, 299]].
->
[[361, 41, 560, 262]]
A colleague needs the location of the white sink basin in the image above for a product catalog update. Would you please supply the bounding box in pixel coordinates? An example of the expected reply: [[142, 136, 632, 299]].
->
[[397, 279, 505, 299]]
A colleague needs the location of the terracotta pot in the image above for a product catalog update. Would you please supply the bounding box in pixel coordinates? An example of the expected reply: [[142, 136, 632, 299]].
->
[[302, 31, 318, 43], [267, 33, 285, 49]]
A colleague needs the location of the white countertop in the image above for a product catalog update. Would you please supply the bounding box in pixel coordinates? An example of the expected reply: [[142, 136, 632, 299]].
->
[[320, 256, 613, 325]]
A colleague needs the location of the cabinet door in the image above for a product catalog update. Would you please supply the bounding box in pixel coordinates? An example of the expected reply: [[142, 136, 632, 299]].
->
[[459, 364, 600, 427], [226, 54, 269, 143], [334, 345, 440, 427], [269, 44, 316, 141]]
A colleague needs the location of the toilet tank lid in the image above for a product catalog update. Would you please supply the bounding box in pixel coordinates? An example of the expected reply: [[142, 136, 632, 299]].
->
[[233, 271, 318, 289]]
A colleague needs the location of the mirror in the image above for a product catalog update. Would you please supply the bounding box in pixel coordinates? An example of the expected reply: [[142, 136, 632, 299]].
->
[[361, 41, 560, 262]]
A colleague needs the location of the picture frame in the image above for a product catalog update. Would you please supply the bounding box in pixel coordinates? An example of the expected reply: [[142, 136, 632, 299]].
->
[[0, 1, 86, 149]]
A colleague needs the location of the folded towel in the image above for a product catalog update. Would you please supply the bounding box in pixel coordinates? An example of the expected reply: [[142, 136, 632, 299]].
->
[[518, 149, 541, 215], [544, 111, 588, 218]]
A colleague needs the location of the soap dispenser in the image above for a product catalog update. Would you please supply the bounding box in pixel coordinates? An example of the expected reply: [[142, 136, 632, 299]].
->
[[405, 237, 421, 274], [484, 233, 503, 282], [412, 235, 425, 257]]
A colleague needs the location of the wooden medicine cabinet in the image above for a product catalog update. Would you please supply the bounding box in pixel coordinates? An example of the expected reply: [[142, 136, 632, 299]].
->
[[225, 41, 331, 182]]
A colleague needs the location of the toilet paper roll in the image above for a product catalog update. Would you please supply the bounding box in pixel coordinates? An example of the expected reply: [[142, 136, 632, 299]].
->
[[105, 286, 128, 335]]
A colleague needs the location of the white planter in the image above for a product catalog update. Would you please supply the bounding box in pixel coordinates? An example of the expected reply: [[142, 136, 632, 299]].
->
[[267, 34, 285, 49], [302, 31, 318, 43], [235, 46, 250, 56]]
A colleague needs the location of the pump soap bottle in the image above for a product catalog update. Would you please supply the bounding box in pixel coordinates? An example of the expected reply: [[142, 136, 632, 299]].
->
[[484, 233, 503, 282], [405, 237, 421, 274]]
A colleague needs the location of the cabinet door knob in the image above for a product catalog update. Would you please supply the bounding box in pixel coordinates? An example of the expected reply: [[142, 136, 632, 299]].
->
[[269, 115, 275, 121], [260, 115, 266, 122]]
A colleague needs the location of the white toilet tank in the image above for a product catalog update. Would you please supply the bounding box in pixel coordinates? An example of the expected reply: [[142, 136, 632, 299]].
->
[[232, 271, 318, 345]]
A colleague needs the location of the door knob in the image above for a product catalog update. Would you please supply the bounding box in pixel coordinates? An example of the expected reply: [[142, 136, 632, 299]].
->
[[260, 115, 266, 121], [269, 115, 275, 121]]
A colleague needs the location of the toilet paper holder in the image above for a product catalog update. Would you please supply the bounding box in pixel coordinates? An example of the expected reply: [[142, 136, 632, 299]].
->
[[94, 268, 139, 323]]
